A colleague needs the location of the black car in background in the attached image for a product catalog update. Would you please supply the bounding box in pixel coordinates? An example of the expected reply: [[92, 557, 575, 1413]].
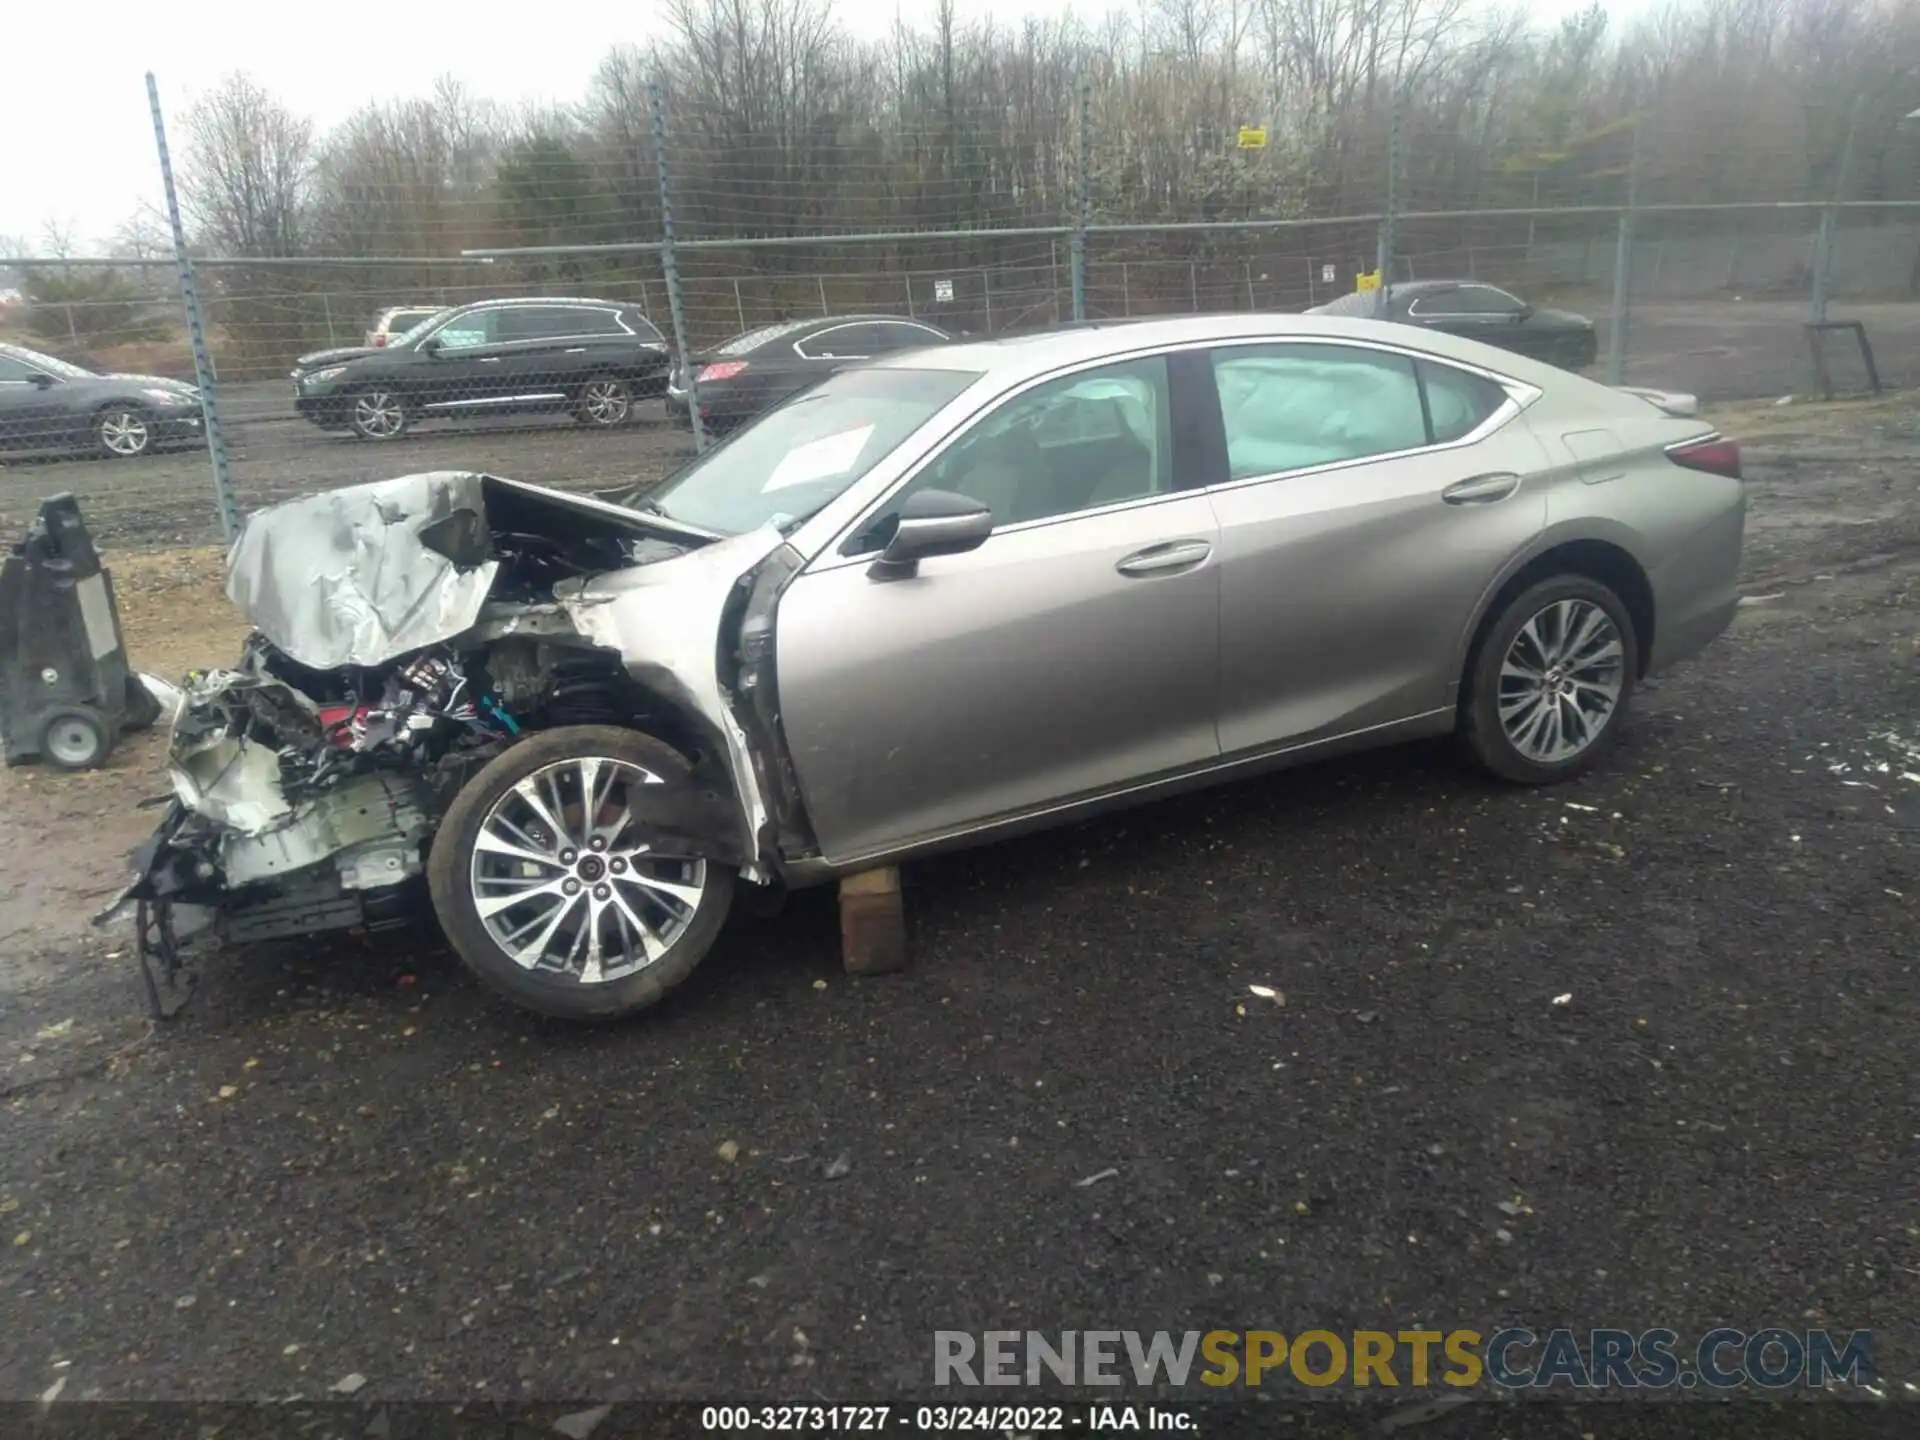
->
[[667, 314, 952, 432], [1308, 281, 1598, 370], [0, 343, 203, 460], [292, 297, 672, 441]]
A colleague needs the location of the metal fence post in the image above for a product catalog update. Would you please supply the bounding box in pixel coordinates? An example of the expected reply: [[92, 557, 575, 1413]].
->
[[1121, 263, 1130, 316], [732, 277, 747, 332], [1604, 106, 1643, 387], [649, 80, 705, 453], [982, 268, 994, 334], [147, 72, 238, 542], [1375, 86, 1402, 318], [1070, 72, 1091, 322], [1189, 259, 1199, 313], [1812, 95, 1864, 326], [817, 275, 829, 315], [321, 292, 337, 346]]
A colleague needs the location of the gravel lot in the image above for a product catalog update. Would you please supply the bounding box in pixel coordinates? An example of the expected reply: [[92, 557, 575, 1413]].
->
[[0, 392, 1916, 1424]]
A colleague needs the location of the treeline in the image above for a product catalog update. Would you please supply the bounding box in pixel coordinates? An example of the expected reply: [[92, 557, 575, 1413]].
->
[[165, 0, 1920, 262]]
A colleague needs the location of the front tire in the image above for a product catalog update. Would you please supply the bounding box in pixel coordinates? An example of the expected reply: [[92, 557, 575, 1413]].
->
[[427, 726, 737, 1021], [575, 376, 633, 428], [96, 407, 153, 459], [1461, 575, 1638, 784], [348, 390, 409, 441]]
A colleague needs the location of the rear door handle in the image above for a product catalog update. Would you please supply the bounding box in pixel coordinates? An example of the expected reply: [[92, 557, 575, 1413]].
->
[[1116, 539, 1213, 577], [564, 347, 587, 354], [1442, 472, 1521, 505], [478, 357, 502, 365]]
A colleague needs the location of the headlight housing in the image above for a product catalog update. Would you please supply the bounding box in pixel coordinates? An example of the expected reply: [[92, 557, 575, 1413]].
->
[[304, 366, 347, 387]]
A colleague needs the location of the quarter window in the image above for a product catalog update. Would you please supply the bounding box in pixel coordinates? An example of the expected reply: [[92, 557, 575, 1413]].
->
[[1209, 344, 1427, 480], [1419, 361, 1510, 443], [870, 356, 1173, 539]]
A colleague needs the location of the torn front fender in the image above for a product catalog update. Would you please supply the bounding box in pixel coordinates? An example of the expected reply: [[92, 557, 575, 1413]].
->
[[556, 525, 793, 883]]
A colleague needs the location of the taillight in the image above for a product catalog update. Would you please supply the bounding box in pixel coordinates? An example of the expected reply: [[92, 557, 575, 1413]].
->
[[696, 361, 748, 383], [1665, 434, 1741, 480], [372, 334, 387, 346]]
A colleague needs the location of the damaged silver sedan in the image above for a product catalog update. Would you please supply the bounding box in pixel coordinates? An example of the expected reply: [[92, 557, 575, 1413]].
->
[[106, 316, 1746, 1021]]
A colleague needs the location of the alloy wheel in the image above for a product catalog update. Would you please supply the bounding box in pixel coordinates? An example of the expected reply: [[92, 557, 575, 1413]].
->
[[581, 379, 631, 425], [467, 756, 710, 985], [99, 410, 150, 456], [1496, 598, 1626, 765], [352, 392, 406, 439]]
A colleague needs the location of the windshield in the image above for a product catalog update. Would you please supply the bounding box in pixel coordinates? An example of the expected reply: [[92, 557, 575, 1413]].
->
[[643, 366, 983, 536], [3, 345, 92, 379], [388, 309, 453, 347]]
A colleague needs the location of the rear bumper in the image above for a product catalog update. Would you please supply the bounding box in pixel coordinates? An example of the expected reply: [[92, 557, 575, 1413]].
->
[[1646, 492, 1747, 673]]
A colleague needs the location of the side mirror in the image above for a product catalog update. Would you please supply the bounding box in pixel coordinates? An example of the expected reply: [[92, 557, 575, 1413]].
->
[[28, 372, 55, 389], [867, 489, 993, 580], [417, 336, 442, 355]]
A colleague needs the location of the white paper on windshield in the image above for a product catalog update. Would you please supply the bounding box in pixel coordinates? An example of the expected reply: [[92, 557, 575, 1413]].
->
[[761, 425, 874, 492]]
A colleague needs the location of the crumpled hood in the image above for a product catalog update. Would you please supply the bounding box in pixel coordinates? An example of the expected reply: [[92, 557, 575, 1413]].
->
[[226, 471, 722, 670]]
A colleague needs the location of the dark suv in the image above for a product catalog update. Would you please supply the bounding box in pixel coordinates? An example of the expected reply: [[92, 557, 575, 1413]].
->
[[292, 297, 671, 441]]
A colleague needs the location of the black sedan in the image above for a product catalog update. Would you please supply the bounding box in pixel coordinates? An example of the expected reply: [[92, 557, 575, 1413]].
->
[[1308, 281, 1598, 370], [292, 297, 671, 441], [0, 343, 203, 460], [667, 315, 951, 432]]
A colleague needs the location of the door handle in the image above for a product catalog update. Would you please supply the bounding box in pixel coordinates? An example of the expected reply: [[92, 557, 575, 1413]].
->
[[478, 357, 502, 365], [564, 347, 587, 354], [1442, 473, 1521, 505], [1116, 539, 1212, 577]]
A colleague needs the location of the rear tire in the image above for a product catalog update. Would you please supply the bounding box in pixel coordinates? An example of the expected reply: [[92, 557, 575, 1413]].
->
[[427, 726, 736, 1021], [575, 375, 634, 428], [1461, 575, 1638, 784]]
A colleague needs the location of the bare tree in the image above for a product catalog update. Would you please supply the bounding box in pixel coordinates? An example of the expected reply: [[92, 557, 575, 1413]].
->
[[180, 73, 314, 256]]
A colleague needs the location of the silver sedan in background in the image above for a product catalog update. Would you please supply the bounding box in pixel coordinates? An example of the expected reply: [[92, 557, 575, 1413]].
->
[[127, 313, 1746, 1021]]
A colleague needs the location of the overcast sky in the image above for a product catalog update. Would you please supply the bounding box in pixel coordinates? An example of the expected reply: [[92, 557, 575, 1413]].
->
[[2, 0, 1633, 254]]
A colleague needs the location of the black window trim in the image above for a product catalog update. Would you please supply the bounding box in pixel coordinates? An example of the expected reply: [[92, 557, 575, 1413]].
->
[[795, 320, 945, 361]]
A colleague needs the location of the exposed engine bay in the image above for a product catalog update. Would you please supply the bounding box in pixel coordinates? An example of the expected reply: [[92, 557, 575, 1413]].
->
[[103, 470, 804, 1018]]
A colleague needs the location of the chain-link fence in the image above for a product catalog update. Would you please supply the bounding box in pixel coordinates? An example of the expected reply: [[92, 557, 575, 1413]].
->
[[3, 26, 1918, 549]]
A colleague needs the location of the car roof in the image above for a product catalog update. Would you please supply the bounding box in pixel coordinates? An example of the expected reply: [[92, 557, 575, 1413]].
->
[[452, 296, 633, 310], [865, 312, 1566, 390]]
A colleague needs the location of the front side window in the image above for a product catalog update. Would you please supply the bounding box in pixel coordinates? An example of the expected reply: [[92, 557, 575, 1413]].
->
[[865, 356, 1173, 542], [0, 355, 43, 383], [642, 365, 983, 536], [430, 309, 498, 350], [1210, 344, 1427, 480]]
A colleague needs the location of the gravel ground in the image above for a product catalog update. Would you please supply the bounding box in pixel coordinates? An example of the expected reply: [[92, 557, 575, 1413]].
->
[[0, 394, 1917, 1424]]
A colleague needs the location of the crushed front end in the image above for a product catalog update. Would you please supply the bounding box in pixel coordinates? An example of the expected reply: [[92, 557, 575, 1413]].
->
[[99, 469, 791, 1019]]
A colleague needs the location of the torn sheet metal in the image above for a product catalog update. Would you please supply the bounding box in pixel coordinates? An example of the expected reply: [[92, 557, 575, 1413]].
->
[[166, 669, 328, 833], [226, 471, 724, 671], [226, 472, 503, 671], [558, 524, 790, 882]]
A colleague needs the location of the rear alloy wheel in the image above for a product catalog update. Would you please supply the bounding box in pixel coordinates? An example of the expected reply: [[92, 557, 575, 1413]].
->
[[576, 376, 633, 427], [1462, 575, 1637, 784], [348, 390, 409, 441], [427, 726, 736, 1021], [96, 408, 152, 458]]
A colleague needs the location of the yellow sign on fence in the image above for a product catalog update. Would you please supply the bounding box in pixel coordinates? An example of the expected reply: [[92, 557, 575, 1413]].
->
[[1355, 270, 1381, 293], [1237, 125, 1268, 150]]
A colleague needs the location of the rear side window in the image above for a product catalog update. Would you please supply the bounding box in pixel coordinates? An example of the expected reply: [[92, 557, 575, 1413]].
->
[[623, 311, 665, 344], [717, 319, 814, 356], [1419, 361, 1511, 443], [498, 306, 628, 341], [1208, 343, 1427, 480]]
